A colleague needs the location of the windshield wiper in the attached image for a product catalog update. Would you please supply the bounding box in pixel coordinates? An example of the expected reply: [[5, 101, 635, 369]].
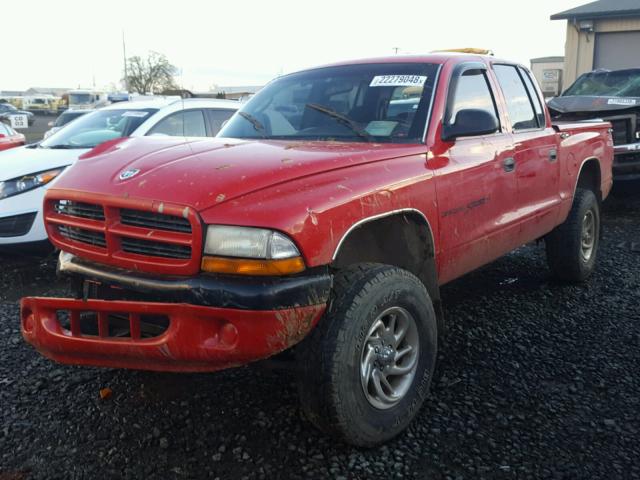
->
[[305, 103, 372, 142], [46, 144, 88, 149], [238, 112, 267, 137]]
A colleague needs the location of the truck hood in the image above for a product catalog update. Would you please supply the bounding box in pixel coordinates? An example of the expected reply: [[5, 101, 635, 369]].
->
[[548, 95, 640, 114], [55, 136, 423, 212], [0, 145, 89, 181]]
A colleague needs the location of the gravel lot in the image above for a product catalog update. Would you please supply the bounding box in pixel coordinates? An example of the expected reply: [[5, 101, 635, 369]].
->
[[1, 194, 639, 480]]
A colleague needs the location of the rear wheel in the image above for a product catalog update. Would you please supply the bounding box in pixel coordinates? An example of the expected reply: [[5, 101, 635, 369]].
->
[[296, 263, 437, 447], [546, 188, 600, 282]]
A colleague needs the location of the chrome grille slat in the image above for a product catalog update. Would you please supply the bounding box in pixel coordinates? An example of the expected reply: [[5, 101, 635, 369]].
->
[[54, 200, 105, 221], [58, 225, 106, 247], [121, 237, 191, 259], [120, 209, 191, 233]]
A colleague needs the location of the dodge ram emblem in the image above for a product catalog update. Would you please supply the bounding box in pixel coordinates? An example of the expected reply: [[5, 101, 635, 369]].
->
[[119, 169, 140, 180]]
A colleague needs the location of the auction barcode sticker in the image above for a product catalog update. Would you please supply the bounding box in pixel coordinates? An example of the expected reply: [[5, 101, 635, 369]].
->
[[122, 111, 150, 118], [370, 75, 427, 87], [607, 98, 637, 106]]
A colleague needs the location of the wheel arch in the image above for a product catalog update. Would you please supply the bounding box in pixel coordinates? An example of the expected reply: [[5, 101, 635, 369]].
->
[[575, 157, 602, 202], [331, 209, 443, 332]]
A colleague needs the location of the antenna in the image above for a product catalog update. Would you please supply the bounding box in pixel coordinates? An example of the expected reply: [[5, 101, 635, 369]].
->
[[122, 30, 128, 92]]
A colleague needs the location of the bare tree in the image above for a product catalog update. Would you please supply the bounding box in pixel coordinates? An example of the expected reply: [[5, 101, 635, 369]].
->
[[125, 51, 178, 94]]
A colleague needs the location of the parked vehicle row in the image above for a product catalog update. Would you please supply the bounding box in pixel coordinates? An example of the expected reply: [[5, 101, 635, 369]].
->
[[0, 98, 238, 246], [0, 102, 35, 126], [16, 53, 614, 446]]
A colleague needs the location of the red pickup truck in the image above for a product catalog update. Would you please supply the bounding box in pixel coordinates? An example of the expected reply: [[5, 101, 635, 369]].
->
[[21, 53, 613, 446]]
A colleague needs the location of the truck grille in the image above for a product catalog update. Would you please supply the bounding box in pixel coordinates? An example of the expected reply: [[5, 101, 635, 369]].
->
[[44, 194, 202, 275], [609, 119, 631, 145]]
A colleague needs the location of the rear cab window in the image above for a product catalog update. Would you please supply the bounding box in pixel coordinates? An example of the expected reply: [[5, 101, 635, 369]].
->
[[519, 67, 546, 127], [493, 64, 539, 131]]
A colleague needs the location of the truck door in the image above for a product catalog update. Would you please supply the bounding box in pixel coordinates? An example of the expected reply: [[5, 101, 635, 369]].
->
[[491, 64, 561, 242], [432, 63, 519, 284]]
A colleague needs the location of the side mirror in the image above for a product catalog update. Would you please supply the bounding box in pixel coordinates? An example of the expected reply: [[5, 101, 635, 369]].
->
[[442, 109, 499, 141], [48, 121, 55, 127], [0, 133, 5, 138]]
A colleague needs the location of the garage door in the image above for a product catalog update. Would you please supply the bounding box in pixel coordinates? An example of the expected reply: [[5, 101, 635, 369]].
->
[[594, 31, 640, 70]]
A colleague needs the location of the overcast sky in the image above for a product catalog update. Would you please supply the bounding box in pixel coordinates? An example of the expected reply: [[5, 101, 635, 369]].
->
[[3, 0, 584, 92]]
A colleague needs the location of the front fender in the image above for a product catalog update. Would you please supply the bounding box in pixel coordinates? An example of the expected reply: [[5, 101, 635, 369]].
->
[[199, 153, 440, 268]]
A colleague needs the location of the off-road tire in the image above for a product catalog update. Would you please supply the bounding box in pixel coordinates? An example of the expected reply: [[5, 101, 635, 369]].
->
[[296, 263, 437, 447], [546, 188, 600, 282]]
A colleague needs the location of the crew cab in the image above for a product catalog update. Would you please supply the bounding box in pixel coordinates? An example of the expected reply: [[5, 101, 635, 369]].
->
[[21, 54, 613, 446]]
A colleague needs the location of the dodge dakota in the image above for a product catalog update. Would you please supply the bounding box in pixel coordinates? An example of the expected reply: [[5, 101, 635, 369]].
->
[[21, 53, 613, 446]]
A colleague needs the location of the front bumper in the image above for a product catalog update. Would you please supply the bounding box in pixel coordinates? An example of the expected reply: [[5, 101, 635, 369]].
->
[[21, 297, 326, 372], [613, 143, 640, 181], [57, 251, 332, 310], [0, 186, 48, 245]]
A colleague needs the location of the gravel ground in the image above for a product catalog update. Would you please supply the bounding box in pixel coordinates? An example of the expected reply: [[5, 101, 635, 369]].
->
[[1, 194, 639, 480]]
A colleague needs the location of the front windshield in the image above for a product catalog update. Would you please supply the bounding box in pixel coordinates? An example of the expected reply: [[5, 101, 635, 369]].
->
[[69, 93, 92, 105], [563, 69, 640, 97], [219, 62, 439, 143], [41, 108, 158, 149]]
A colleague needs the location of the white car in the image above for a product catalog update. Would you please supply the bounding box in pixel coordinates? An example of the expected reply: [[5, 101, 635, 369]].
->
[[0, 98, 239, 247]]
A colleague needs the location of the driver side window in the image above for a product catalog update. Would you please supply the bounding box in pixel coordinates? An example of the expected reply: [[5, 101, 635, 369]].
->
[[448, 70, 498, 124]]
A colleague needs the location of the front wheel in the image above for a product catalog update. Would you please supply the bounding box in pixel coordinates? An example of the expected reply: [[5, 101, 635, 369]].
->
[[296, 263, 437, 447], [546, 188, 601, 282]]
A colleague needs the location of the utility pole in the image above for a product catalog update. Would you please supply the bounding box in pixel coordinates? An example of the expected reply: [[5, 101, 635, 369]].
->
[[122, 30, 129, 92]]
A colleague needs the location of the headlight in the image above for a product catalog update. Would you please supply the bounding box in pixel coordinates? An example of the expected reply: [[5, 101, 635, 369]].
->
[[202, 226, 305, 275], [0, 168, 65, 200]]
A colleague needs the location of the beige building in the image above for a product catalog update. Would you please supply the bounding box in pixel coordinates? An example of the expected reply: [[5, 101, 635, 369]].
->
[[530, 56, 565, 97], [552, 0, 640, 86]]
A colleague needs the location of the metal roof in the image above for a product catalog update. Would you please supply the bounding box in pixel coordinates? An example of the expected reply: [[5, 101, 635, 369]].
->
[[551, 0, 640, 20], [531, 56, 565, 63]]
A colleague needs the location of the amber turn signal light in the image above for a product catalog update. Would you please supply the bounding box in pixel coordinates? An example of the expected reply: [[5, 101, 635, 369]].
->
[[201, 256, 306, 276]]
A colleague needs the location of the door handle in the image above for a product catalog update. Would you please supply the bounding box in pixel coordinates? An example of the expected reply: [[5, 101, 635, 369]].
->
[[549, 149, 557, 162], [503, 157, 515, 172]]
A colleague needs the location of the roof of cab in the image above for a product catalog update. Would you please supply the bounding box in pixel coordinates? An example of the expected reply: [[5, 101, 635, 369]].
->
[[301, 53, 520, 72]]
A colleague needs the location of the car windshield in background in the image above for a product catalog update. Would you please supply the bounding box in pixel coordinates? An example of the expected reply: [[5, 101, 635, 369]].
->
[[54, 111, 87, 127], [563, 69, 640, 97], [69, 93, 92, 105], [40, 108, 158, 149], [219, 62, 439, 143]]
